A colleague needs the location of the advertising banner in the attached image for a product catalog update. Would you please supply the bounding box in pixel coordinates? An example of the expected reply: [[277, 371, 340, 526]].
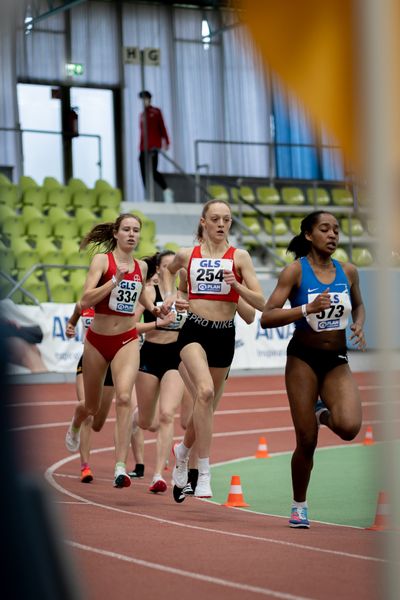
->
[[1, 301, 294, 375]]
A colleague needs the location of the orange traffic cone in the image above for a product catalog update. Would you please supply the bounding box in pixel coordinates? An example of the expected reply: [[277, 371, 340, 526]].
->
[[223, 475, 249, 508], [366, 491, 389, 531], [255, 436, 270, 458], [363, 425, 375, 446]]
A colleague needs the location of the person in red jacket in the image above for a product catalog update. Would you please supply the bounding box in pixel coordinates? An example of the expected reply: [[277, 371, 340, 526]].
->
[[138, 90, 174, 203]]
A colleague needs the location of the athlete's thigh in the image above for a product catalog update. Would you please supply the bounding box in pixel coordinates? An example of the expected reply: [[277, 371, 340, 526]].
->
[[320, 364, 361, 421], [180, 342, 213, 391], [159, 370, 185, 414], [110, 339, 140, 397], [285, 355, 319, 432], [92, 386, 115, 431], [82, 339, 109, 411]]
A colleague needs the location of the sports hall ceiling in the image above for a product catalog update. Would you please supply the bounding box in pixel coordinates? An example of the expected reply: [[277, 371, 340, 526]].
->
[[21, 0, 236, 29]]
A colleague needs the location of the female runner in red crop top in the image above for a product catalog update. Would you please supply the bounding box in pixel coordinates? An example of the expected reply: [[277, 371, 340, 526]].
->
[[65, 213, 160, 488], [160, 199, 265, 499]]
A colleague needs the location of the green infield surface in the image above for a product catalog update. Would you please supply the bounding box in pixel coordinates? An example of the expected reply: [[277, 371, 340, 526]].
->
[[209, 444, 383, 528]]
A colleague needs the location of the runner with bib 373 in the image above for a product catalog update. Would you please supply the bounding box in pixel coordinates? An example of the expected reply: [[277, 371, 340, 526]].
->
[[260, 211, 366, 529]]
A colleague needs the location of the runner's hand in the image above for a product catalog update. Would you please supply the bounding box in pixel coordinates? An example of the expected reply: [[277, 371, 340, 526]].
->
[[223, 269, 238, 289], [308, 288, 331, 314], [66, 322, 76, 339], [350, 323, 366, 351]]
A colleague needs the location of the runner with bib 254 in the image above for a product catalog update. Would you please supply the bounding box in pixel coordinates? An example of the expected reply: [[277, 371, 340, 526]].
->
[[260, 211, 366, 529]]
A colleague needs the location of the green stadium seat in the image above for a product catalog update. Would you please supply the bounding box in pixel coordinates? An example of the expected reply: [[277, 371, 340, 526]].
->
[[256, 186, 280, 205], [340, 217, 364, 237], [96, 189, 121, 211], [53, 219, 80, 240], [47, 188, 72, 211], [289, 217, 303, 235], [35, 238, 59, 260], [0, 174, 12, 186], [263, 217, 288, 236], [94, 179, 112, 192], [69, 269, 88, 299], [19, 175, 38, 191], [140, 218, 156, 243], [79, 219, 98, 237], [351, 247, 373, 267], [207, 185, 229, 201], [0, 204, 17, 222], [72, 189, 97, 211], [331, 188, 354, 207], [69, 268, 88, 287], [26, 218, 53, 240], [281, 187, 305, 205], [21, 205, 44, 226], [134, 240, 158, 259], [163, 241, 180, 253], [65, 250, 91, 267], [2, 216, 26, 240], [23, 280, 49, 304], [9, 237, 31, 253], [242, 216, 261, 234], [332, 247, 349, 262], [75, 208, 98, 237], [43, 269, 65, 286], [41, 250, 66, 279], [50, 282, 75, 303], [239, 186, 256, 203], [0, 185, 19, 208], [75, 207, 97, 224], [59, 238, 81, 256], [67, 177, 87, 191], [100, 207, 120, 222], [22, 187, 47, 210], [47, 206, 70, 227], [306, 187, 330, 206], [14, 249, 40, 272], [273, 246, 295, 266], [43, 176, 63, 189], [0, 247, 16, 273]]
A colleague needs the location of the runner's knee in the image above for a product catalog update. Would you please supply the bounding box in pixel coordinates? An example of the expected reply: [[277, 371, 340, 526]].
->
[[295, 429, 318, 457]]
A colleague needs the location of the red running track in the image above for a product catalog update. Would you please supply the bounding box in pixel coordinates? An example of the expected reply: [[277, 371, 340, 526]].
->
[[9, 371, 386, 600]]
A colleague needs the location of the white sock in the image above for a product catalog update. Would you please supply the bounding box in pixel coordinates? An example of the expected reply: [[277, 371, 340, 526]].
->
[[178, 442, 191, 459], [153, 473, 162, 482], [198, 457, 210, 474], [292, 500, 308, 509]]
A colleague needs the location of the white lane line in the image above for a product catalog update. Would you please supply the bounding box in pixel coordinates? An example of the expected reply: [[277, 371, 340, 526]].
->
[[66, 540, 315, 600], [45, 452, 386, 564], [10, 419, 400, 433], [6, 383, 399, 408], [222, 384, 400, 398]]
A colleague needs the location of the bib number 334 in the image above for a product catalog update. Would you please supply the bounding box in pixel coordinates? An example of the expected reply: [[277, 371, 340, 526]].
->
[[109, 280, 142, 314]]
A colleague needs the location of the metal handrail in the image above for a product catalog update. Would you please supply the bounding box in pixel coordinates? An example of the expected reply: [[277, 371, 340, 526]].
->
[[194, 138, 353, 203], [0, 126, 103, 180], [3, 264, 88, 304]]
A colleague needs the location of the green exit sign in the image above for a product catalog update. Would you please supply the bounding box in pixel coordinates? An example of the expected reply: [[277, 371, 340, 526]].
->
[[66, 63, 84, 76]]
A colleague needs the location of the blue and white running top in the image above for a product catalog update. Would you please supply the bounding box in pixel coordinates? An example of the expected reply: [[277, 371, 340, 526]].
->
[[290, 257, 352, 332]]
